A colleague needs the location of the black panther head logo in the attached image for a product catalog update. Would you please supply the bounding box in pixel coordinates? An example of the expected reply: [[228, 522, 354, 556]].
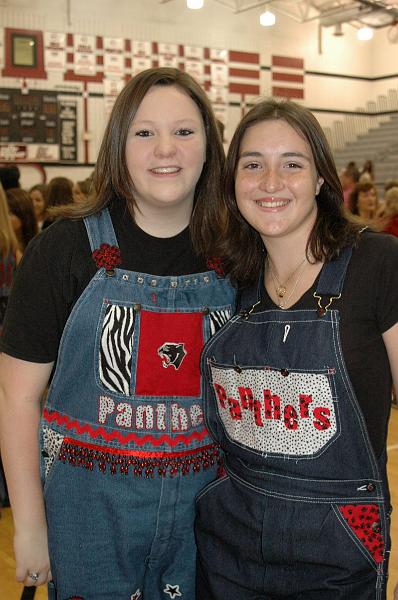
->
[[157, 342, 187, 370]]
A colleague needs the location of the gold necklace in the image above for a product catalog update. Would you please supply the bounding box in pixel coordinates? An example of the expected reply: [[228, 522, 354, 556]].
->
[[267, 257, 308, 309]]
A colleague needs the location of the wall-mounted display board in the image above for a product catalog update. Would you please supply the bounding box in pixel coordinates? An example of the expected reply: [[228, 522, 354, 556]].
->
[[0, 88, 77, 162]]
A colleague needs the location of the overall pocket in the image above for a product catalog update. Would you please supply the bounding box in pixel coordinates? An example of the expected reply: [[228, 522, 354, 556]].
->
[[333, 502, 386, 567], [207, 361, 339, 459], [95, 300, 233, 398]]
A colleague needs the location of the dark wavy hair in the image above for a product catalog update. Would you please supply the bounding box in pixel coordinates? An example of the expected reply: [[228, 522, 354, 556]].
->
[[54, 67, 225, 256], [6, 187, 38, 251], [218, 98, 362, 285], [47, 177, 74, 208]]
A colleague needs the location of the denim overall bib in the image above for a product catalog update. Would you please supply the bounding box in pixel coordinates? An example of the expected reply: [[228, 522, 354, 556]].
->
[[39, 208, 235, 600], [195, 248, 391, 600]]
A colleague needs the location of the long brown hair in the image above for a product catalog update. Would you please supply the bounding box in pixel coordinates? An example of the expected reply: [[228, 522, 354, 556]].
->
[[54, 67, 225, 256], [6, 188, 38, 251], [0, 183, 19, 257], [219, 99, 362, 285]]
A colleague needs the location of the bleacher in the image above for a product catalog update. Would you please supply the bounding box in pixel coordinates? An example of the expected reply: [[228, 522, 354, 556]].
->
[[323, 91, 398, 195]]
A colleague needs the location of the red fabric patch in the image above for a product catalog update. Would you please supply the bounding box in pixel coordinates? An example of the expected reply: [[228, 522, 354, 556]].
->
[[135, 311, 203, 397], [339, 504, 384, 563]]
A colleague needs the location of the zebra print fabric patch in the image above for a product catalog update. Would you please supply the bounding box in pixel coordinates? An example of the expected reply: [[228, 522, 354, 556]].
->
[[209, 309, 232, 336], [99, 304, 135, 395], [42, 427, 65, 477]]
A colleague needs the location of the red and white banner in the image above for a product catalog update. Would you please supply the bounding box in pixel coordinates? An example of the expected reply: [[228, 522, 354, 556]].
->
[[228, 50, 261, 97], [271, 55, 304, 100]]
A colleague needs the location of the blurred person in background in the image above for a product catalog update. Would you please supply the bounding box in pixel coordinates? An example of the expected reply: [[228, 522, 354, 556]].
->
[[0, 165, 21, 191], [382, 186, 398, 237], [340, 161, 359, 207], [349, 181, 379, 221], [72, 176, 93, 203], [29, 184, 48, 231], [359, 159, 375, 183], [42, 177, 74, 229], [6, 188, 38, 252]]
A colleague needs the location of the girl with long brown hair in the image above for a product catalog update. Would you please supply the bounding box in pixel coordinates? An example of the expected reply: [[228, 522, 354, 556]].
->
[[0, 68, 235, 600]]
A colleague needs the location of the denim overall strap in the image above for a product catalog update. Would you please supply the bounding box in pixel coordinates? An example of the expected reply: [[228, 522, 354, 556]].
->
[[315, 246, 352, 296], [238, 272, 263, 312], [83, 207, 119, 252]]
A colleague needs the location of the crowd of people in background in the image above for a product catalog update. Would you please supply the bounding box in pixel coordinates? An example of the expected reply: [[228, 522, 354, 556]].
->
[[339, 158, 398, 239]]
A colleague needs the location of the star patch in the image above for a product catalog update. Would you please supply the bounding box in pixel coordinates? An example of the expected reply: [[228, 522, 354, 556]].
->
[[163, 583, 182, 598]]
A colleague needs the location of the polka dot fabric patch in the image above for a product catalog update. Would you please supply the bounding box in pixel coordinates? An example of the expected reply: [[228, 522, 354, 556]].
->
[[339, 504, 384, 563], [210, 365, 337, 456]]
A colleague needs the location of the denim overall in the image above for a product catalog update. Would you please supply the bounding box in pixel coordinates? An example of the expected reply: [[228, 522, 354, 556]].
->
[[195, 247, 391, 600], [39, 208, 235, 600]]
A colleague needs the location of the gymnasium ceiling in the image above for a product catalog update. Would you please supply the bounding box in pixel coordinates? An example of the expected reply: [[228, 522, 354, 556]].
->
[[160, 0, 398, 32]]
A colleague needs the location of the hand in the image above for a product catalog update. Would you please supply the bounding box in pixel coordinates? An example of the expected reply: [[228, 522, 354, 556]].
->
[[14, 523, 52, 586]]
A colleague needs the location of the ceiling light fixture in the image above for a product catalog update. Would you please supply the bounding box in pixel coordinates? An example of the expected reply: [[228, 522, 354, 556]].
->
[[333, 23, 344, 36], [260, 10, 276, 26], [357, 26, 374, 40], [187, 0, 204, 9]]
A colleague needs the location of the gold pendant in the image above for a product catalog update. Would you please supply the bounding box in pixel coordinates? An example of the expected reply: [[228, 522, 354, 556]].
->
[[277, 286, 286, 298]]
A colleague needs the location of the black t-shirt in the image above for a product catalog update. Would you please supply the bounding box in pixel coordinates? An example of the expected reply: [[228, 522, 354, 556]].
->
[[244, 231, 398, 458], [0, 201, 208, 363]]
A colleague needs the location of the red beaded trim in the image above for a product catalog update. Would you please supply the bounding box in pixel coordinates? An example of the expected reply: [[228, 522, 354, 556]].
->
[[58, 440, 221, 478], [339, 504, 384, 563], [92, 243, 122, 271]]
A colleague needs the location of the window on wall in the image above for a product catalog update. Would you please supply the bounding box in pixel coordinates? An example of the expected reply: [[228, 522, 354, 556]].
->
[[11, 33, 38, 68], [2, 28, 46, 79]]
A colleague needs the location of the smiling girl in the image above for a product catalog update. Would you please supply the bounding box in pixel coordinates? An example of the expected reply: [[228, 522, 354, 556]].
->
[[0, 68, 235, 600], [195, 99, 398, 600]]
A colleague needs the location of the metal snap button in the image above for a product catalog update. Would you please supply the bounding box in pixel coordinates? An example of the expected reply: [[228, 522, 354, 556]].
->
[[122, 274, 129, 281], [203, 276, 210, 283], [203, 306, 210, 315], [151, 279, 157, 287], [133, 303, 141, 312], [234, 365, 242, 374], [106, 269, 115, 277], [171, 281, 178, 288], [137, 276, 144, 284], [280, 368, 289, 377]]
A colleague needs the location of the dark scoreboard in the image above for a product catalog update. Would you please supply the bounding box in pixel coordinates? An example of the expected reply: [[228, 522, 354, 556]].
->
[[0, 88, 77, 162]]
